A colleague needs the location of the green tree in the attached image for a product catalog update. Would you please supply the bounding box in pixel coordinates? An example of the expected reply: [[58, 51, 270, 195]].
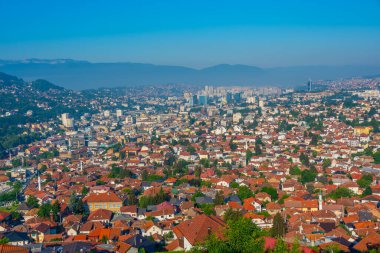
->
[[187, 145, 196, 155], [224, 208, 243, 223], [289, 165, 301, 176], [128, 192, 138, 205], [246, 149, 253, 163], [323, 243, 341, 253], [101, 235, 108, 244], [230, 182, 239, 188], [51, 201, 61, 221], [299, 152, 310, 167], [237, 186, 254, 200], [271, 213, 287, 238], [322, 159, 332, 169], [200, 204, 216, 215], [81, 186, 89, 196], [225, 217, 265, 253], [374, 150, 380, 164], [290, 238, 300, 253], [37, 202, 52, 218], [362, 186, 372, 197], [0, 237, 9, 244], [254, 141, 262, 156], [194, 166, 202, 178], [357, 174, 373, 188], [214, 191, 225, 205], [261, 186, 278, 201], [69, 194, 85, 214], [300, 169, 317, 184], [329, 187, 354, 200], [27, 195, 40, 208], [229, 140, 237, 151], [273, 238, 288, 253]]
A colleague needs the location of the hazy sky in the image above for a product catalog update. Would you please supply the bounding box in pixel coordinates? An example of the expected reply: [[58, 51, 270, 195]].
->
[[1, 0, 380, 68]]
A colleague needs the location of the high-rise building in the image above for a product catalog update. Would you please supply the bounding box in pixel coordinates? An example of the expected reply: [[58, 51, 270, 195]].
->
[[189, 95, 198, 107], [307, 79, 312, 92], [61, 113, 74, 128], [116, 109, 123, 118], [198, 95, 208, 106], [226, 92, 232, 104], [233, 92, 242, 103], [104, 110, 110, 117]]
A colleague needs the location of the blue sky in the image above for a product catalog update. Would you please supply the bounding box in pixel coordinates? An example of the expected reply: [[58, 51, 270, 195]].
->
[[1, 0, 380, 68]]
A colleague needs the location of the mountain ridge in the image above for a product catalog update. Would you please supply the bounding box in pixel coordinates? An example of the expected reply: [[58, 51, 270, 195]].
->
[[1, 59, 380, 90]]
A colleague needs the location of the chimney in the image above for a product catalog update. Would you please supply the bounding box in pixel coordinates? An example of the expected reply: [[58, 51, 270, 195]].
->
[[207, 227, 211, 235]]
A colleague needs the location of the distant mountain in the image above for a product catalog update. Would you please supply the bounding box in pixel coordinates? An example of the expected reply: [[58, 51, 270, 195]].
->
[[1, 59, 380, 89], [0, 72, 24, 87], [31, 79, 65, 91]]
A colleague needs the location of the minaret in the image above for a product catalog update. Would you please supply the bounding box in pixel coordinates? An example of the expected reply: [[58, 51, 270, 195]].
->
[[38, 171, 41, 191], [245, 140, 248, 150], [80, 161, 83, 172], [318, 190, 323, 210]]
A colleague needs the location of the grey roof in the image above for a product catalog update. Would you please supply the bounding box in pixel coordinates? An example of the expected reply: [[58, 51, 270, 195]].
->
[[2, 231, 30, 242], [111, 213, 133, 222], [62, 241, 93, 253], [195, 196, 213, 204]]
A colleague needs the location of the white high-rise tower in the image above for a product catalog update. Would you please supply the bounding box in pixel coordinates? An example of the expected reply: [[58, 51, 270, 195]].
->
[[318, 191, 323, 210], [38, 172, 41, 191]]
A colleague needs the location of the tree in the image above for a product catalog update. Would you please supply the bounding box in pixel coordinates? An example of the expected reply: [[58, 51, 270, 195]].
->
[[246, 149, 253, 163], [200, 203, 216, 215], [310, 134, 319, 146], [194, 166, 202, 178], [237, 186, 254, 200], [128, 192, 138, 205], [224, 208, 243, 223], [271, 213, 286, 238], [289, 165, 301, 176], [300, 169, 317, 184], [101, 235, 108, 244], [141, 170, 148, 181], [323, 243, 341, 253], [225, 217, 265, 253], [261, 186, 278, 201], [254, 140, 262, 156], [186, 145, 196, 155], [0, 237, 9, 244], [51, 201, 61, 221], [322, 159, 332, 170], [13, 181, 22, 193], [69, 194, 85, 214], [229, 140, 237, 151], [357, 174, 373, 188], [329, 187, 354, 200], [362, 186, 372, 197], [27, 195, 39, 208], [374, 150, 380, 164], [214, 191, 225, 205], [37, 202, 52, 218], [81, 186, 89, 196], [290, 238, 300, 253], [195, 217, 265, 253], [299, 152, 310, 167], [230, 181, 239, 188], [273, 238, 288, 253]]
